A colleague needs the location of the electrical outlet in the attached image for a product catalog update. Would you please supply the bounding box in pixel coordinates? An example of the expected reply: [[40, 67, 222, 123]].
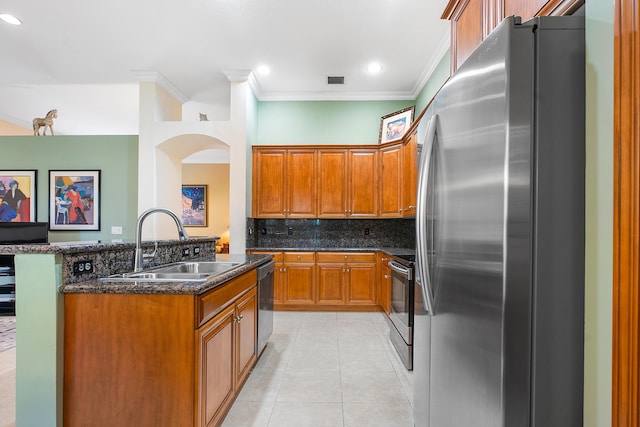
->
[[288, 228, 293, 236], [73, 260, 94, 275], [365, 228, 370, 235], [182, 248, 190, 257], [111, 226, 123, 235], [194, 246, 201, 255]]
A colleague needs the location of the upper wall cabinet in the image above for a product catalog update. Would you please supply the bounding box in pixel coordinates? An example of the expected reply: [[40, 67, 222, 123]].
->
[[252, 148, 317, 218], [442, 0, 584, 72]]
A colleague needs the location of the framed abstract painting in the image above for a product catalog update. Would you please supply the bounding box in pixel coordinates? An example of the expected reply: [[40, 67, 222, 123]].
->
[[0, 170, 37, 223], [49, 170, 101, 231]]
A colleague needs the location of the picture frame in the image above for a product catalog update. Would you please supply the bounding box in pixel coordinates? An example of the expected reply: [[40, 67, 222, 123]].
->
[[0, 170, 37, 223], [181, 185, 207, 227], [49, 170, 101, 231], [379, 106, 415, 144]]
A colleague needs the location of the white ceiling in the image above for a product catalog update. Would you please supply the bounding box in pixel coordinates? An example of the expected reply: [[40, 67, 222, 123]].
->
[[0, 0, 450, 135]]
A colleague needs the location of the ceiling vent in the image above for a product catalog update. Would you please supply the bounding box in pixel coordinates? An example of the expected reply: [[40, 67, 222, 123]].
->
[[327, 76, 345, 85]]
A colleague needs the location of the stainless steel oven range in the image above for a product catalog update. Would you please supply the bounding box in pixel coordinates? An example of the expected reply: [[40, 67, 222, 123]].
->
[[388, 254, 415, 370]]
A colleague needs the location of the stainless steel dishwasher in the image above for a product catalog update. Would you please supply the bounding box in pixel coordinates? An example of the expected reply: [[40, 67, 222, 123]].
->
[[256, 260, 275, 355]]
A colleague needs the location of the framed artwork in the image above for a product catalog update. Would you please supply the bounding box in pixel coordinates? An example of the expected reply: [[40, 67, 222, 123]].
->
[[49, 170, 101, 231], [181, 185, 207, 227], [379, 106, 415, 144], [0, 170, 37, 223]]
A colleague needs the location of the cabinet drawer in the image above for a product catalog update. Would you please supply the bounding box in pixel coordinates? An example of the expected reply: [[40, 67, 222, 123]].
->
[[249, 251, 283, 262], [196, 270, 257, 327], [283, 252, 315, 263], [316, 252, 376, 263]]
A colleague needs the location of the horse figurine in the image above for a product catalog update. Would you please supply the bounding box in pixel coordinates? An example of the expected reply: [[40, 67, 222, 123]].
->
[[33, 109, 58, 135]]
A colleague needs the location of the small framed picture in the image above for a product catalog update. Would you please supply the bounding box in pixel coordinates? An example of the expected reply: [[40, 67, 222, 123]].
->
[[379, 106, 416, 144], [0, 170, 37, 223], [49, 170, 101, 231], [182, 185, 207, 227]]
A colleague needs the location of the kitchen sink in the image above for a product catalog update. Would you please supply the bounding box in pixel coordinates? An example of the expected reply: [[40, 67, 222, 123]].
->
[[99, 260, 242, 283], [153, 261, 240, 274]]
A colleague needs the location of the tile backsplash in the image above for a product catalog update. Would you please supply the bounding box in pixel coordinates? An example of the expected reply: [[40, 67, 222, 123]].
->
[[246, 218, 415, 249]]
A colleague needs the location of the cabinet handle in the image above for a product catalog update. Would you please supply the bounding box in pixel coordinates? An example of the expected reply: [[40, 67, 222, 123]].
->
[[344, 255, 348, 260], [235, 314, 244, 323], [408, 205, 416, 209], [384, 274, 390, 279], [297, 255, 301, 260]]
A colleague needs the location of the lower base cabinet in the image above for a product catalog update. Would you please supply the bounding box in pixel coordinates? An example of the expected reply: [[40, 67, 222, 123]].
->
[[196, 287, 257, 427], [63, 269, 258, 427], [249, 250, 379, 311]]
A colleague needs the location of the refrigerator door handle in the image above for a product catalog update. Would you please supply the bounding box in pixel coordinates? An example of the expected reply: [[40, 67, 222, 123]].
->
[[416, 114, 437, 315]]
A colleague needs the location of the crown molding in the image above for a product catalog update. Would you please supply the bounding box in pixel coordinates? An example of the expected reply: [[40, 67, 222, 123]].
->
[[410, 27, 451, 98], [256, 91, 416, 101], [131, 70, 189, 104]]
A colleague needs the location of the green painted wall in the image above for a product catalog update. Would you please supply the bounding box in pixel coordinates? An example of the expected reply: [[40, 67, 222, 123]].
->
[[14, 253, 63, 427], [0, 136, 138, 242], [415, 51, 451, 113], [584, 2, 613, 426], [256, 100, 414, 145]]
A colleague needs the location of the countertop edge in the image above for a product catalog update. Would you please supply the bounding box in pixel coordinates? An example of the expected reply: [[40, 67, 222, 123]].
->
[[60, 253, 273, 295]]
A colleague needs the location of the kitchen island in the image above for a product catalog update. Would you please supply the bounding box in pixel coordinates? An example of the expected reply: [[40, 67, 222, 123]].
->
[[0, 239, 271, 427]]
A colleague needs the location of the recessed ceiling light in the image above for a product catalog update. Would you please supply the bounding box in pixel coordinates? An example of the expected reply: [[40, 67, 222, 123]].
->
[[257, 65, 270, 76], [0, 13, 22, 25], [367, 62, 382, 74]]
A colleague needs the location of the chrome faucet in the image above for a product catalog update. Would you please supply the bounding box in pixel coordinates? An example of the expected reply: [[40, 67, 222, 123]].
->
[[134, 208, 189, 272]]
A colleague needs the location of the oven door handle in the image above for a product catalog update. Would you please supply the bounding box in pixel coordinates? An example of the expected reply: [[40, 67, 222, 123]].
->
[[388, 260, 412, 281]]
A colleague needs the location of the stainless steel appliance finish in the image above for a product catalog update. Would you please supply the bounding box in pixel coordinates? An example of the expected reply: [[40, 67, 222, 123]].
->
[[414, 16, 585, 427], [256, 260, 275, 355], [388, 256, 414, 370]]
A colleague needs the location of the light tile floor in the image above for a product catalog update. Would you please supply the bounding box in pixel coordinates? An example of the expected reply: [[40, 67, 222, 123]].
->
[[222, 311, 414, 427], [0, 311, 413, 427]]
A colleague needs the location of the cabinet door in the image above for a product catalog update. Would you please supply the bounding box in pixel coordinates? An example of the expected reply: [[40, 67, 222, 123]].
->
[[346, 263, 377, 305], [235, 288, 257, 387], [378, 254, 392, 314], [283, 263, 316, 304], [443, 0, 484, 72], [316, 263, 347, 305], [380, 144, 403, 218], [287, 149, 317, 218], [196, 305, 235, 427], [253, 149, 287, 218], [318, 149, 348, 218], [349, 149, 379, 217], [274, 262, 285, 305], [403, 134, 418, 216]]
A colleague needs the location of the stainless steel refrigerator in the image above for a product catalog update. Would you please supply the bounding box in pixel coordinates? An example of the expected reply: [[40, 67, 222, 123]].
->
[[414, 16, 585, 427]]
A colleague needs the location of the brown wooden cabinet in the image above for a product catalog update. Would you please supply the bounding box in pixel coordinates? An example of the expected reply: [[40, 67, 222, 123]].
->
[[403, 133, 418, 217], [316, 252, 377, 307], [316, 262, 347, 305], [379, 143, 404, 218], [377, 252, 392, 314], [282, 252, 315, 305], [442, 0, 583, 72], [196, 286, 257, 427], [248, 250, 380, 311], [64, 269, 258, 427], [348, 149, 379, 217], [318, 148, 378, 218], [252, 148, 316, 218], [196, 305, 235, 427]]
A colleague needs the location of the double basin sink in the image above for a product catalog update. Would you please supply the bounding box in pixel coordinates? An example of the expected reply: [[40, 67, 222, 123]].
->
[[100, 261, 241, 283]]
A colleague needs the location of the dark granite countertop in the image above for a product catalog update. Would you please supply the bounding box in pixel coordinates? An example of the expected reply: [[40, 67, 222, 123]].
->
[[246, 246, 415, 258], [0, 237, 216, 255], [60, 253, 273, 295]]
